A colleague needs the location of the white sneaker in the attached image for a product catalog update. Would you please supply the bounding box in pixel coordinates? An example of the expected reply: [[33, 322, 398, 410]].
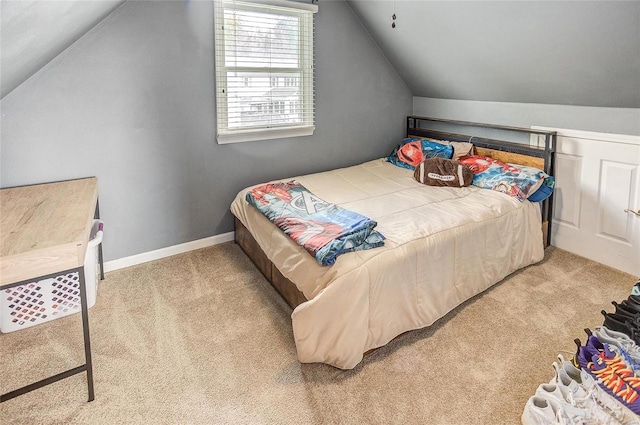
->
[[553, 355, 640, 425], [522, 395, 575, 425], [535, 383, 596, 423], [548, 366, 623, 425]]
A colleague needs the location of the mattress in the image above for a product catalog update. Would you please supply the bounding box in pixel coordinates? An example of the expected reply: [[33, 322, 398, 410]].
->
[[230, 158, 544, 369]]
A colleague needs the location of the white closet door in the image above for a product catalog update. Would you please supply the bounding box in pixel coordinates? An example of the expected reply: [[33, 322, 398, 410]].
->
[[534, 127, 640, 277]]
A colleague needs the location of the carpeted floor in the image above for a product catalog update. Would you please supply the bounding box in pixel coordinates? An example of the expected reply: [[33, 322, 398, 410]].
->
[[0, 243, 637, 425]]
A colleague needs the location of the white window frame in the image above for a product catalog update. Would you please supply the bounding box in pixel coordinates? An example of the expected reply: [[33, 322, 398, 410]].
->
[[214, 0, 317, 144]]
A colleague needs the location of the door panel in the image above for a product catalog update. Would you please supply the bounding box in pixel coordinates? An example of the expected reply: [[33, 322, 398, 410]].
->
[[535, 127, 640, 277]]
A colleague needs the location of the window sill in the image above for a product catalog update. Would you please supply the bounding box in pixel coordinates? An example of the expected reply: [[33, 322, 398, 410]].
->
[[217, 125, 315, 144]]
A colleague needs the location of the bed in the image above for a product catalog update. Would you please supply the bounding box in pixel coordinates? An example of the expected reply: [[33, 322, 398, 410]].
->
[[230, 116, 557, 369]]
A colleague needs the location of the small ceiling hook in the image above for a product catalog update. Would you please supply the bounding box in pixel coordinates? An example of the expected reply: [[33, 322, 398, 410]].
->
[[391, 0, 397, 29]]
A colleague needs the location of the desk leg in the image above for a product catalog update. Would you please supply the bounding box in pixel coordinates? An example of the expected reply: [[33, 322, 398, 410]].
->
[[94, 200, 105, 281], [0, 267, 95, 403], [78, 267, 95, 402]]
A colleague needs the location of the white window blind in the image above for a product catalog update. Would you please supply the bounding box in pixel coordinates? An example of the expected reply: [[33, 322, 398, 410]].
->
[[214, 0, 317, 144]]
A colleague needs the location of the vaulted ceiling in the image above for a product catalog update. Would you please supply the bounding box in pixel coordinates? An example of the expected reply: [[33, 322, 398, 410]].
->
[[2, 0, 639, 108], [346, 0, 640, 108], [1, 0, 125, 99]]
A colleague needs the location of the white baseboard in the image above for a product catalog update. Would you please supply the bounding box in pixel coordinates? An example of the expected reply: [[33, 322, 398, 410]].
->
[[103, 232, 235, 273]]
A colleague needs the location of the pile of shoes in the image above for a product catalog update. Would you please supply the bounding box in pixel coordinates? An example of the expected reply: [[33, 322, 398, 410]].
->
[[522, 279, 640, 425]]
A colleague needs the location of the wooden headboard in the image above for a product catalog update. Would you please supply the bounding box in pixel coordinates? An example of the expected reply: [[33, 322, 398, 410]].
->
[[406, 115, 557, 246]]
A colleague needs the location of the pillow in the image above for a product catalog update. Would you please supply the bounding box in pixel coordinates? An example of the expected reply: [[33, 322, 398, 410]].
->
[[458, 155, 550, 202], [448, 142, 474, 160], [527, 175, 555, 202], [431, 140, 474, 160], [413, 158, 474, 187], [387, 138, 453, 170], [396, 140, 424, 168], [409, 138, 474, 160]]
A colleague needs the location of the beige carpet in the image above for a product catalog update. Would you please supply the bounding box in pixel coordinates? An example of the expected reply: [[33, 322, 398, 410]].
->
[[1, 243, 637, 425]]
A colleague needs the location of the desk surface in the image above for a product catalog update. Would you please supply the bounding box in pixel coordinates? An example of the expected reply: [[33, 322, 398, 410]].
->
[[0, 178, 98, 286]]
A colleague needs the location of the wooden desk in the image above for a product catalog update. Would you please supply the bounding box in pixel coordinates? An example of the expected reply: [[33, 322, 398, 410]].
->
[[0, 177, 99, 402]]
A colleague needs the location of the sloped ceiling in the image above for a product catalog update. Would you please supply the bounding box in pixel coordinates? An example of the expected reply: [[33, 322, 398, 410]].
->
[[1, 0, 125, 99], [1, 0, 639, 108], [346, 0, 640, 108]]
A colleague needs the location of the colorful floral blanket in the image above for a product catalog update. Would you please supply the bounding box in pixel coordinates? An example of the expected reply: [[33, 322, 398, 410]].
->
[[246, 181, 385, 266]]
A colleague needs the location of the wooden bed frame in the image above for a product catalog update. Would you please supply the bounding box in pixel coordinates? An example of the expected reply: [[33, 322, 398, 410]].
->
[[235, 116, 557, 311]]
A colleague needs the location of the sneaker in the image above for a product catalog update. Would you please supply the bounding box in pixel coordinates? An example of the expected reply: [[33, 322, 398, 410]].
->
[[613, 301, 640, 320], [553, 355, 639, 425], [595, 326, 640, 364], [535, 382, 620, 424], [596, 344, 640, 390], [629, 295, 640, 306], [521, 395, 570, 425], [631, 279, 640, 297], [602, 310, 640, 344], [620, 300, 640, 315], [585, 334, 640, 375], [576, 343, 640, 415]]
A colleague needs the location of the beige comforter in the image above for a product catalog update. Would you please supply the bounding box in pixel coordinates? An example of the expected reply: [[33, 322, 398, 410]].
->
[[231, 159, 544, 369]]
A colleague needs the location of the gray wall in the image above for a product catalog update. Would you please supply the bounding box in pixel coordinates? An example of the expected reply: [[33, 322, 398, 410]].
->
[[348, 0, 640, 109], [413, 97, 640, 137], [0, 0, 412, 261]]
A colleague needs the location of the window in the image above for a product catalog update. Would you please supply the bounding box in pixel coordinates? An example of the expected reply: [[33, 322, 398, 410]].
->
[[214, 0, 317, 144]]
